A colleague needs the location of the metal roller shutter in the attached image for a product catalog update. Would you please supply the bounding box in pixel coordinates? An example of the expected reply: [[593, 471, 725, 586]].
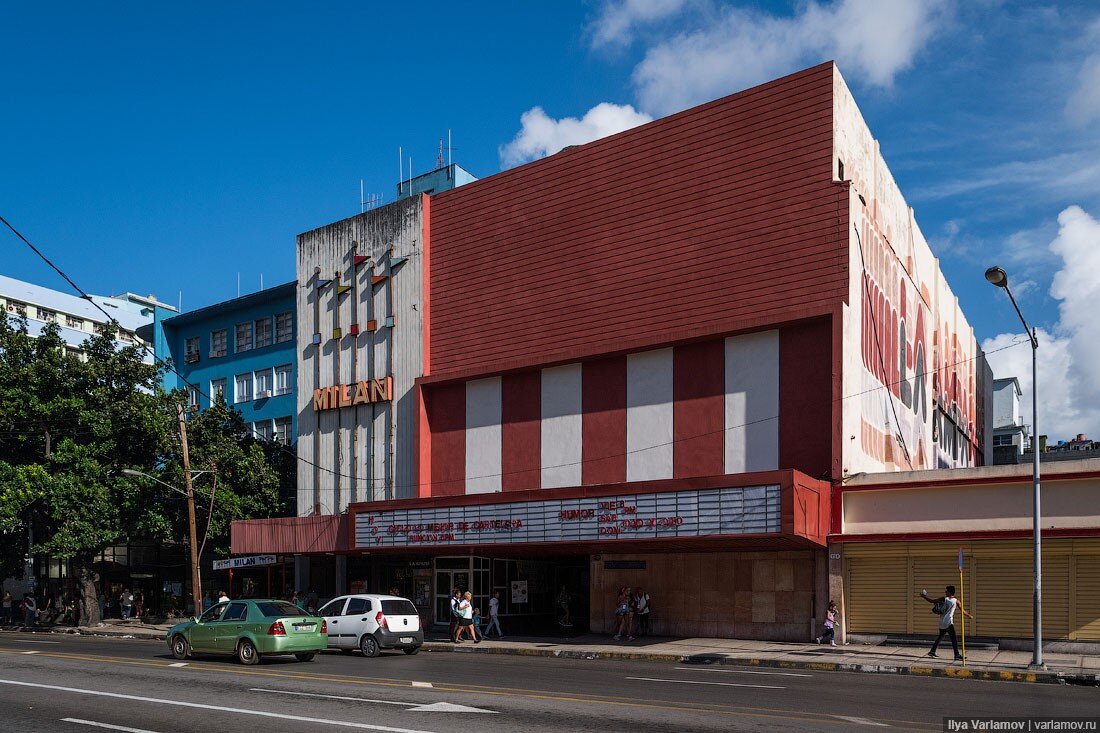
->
[[975, 555, 1070, 639], [846, 557, 907, 634], [1073, 556, 1100, 641], [909, 557, 972, 635]]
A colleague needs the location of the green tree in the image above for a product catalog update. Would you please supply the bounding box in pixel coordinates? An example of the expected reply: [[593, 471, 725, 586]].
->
[[0, 317, 173, 625]]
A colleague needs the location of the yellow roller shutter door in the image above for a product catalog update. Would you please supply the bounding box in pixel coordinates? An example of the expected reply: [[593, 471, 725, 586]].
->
[[846, 557, 907, 634], [974, 556, 1070, 639], [908, 557, 972, 635], [1073, 556, 1100, 641]]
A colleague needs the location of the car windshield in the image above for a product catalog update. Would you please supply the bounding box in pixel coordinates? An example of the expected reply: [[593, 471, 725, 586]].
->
[[381, 599, 417, 615], [256, 601, 308, 618]]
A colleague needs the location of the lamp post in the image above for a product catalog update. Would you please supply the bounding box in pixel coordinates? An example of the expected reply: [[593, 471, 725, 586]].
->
[[984, 265, 1043, 668], [122, 467, 212, 618]]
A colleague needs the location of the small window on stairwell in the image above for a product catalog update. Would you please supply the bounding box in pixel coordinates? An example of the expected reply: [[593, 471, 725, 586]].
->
[[838, 159, 845, 181]]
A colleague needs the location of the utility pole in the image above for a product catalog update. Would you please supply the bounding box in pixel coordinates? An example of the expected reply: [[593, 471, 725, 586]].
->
[[177, 404, 203, 617]]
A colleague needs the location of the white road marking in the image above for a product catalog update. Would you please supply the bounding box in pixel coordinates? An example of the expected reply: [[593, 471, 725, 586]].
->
[[0, 679, 437, 733], [832, 715, 890, 727], [167, 663, 188, 667], [19, 650, 40, 655], [62, 718, 161, 733], [411, 681, 433, 688], [250, 688, 412, 706], [406, 702, 496, 714], [10, 639, 61, 644], [626, 676, 784, 690], [674, 666, 812, 678]]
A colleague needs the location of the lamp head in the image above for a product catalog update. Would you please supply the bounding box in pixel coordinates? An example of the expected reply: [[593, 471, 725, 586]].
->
[[121, 469, 141, 477], [984, 266, 1008, 288]]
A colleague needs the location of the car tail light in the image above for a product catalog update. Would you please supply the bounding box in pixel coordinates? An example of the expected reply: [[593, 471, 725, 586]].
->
[[320, 620, 327, 634], [376, 611, 389, 631], [267, 621, 286, 636]]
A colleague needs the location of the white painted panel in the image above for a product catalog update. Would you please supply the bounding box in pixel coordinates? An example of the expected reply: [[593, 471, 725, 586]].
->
[[541, 363, 582, 488], [466, 377, 502, 494], [627, 348, 674, 481], [724, 330, 779, 473]]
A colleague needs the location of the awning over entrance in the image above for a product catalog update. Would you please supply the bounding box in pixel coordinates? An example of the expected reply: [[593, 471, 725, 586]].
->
[[231, 514, 347, 555]]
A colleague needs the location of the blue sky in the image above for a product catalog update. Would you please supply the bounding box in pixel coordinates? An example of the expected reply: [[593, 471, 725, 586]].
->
[[3, 1, 1099, 438]]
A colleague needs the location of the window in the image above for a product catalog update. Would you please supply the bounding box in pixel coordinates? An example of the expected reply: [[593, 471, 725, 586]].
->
[[255, 316, 273, 348], [256, 601, 306, 618], [210, 329, 227, 358], [275, 311, 293, 343], [65, 315, 82, 330], [993, 434, 1013, 447], [5, 300, 27, 316], [187, 387, 199, 408], [317, 599, 346, 617], [235, 373, 252, 402], [222, 603, 249, 622], [36, 307, 57, 322], [345, 598, 371, 615], [185, 336, 201, 363], [119, 331, 134, 343], [235, 322, 253, 352], [254, 420, 274, 441], [274, 364, 292, 395], [274, 416, 292, 445], [381, 599, 418, 615], [199, 603, 227, 623], [254, 368, 273, 398], [210, 378, 227, 403]]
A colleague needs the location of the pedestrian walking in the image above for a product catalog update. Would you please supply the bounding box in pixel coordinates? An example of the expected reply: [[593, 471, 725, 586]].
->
[[449, 588, 462, 642], [293, 591, 305, 610], [203, 592, 213, 611], [633, 587, 651, 636], [22, 593, 37, 627], [1, 591, 11, 624], [485, 591, 504, 638], [133, 590, 144, 619], [557, 585, 572, 627], [97, 592, 107, 620], [612, 586, 634, 641], [920, 585, 973, 661], [472, 606, 482, 634], [305, 589, 319, 613], [454, 591, 479, 643], [816, 600, 839, 646], [119, 589, 134, 620]]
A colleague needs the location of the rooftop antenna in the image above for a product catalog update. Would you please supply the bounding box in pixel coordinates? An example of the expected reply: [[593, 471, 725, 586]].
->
[[398, 146, 403, 197], [360, 179, 365, 213], [178, 290, 182, 312], [437, 138, 444, 169], [448, 129, 452, 167], [408, 156, 413, 192], [260, 273, 264, 290], [236, 273, 240, 298]]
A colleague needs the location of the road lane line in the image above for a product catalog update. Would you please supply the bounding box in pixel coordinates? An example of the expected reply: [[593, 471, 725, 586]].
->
[[833, 715, 890, 727], [626, 676, 784, 690], [61, 718, 161, 733], [0, 679, 437, 733], [19, 650, 40, 654], [674, 666, 812, 678], [168, 663, 188, 667], [10, 639, 61, 644], [250, 688, 412, 707], [411, 681, 433, 688]]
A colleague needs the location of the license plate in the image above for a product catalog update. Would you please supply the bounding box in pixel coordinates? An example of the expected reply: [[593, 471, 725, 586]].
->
[[294, 623, 315, 631], [400, 637, 414, 644]]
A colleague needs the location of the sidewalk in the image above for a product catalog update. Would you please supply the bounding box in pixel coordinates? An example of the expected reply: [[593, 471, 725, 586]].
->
[[15, 623, 1099, 685], [420, 633, 1100, 685]]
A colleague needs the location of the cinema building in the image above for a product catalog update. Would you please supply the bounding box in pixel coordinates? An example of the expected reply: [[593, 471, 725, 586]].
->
[[233, 62, 992, 639]]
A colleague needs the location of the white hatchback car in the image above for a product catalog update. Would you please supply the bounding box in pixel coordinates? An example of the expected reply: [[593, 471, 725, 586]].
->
[[317, 594, 423, 657]]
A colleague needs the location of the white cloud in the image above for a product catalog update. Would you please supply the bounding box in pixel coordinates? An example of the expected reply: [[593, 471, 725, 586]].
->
[[632, 0, 948, 116], [589, 0, 692, 48], [982, 205, 1100, 441], [499, 103, 653, 167], [1065, 18, 1100, 127]]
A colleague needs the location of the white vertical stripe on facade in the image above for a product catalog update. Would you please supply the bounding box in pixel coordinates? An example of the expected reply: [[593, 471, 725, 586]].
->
[[465, 377, 502, 494], [626, 348, 674, 481], [540, 363, 582, 488], [724, 330, 779, 473]]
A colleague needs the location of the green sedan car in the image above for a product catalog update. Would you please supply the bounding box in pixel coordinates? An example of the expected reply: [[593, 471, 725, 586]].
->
[[166, 599, 327, 665]]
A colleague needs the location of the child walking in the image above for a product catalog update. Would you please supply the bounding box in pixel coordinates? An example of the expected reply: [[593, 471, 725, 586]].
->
[[817, 600, 839, 646]]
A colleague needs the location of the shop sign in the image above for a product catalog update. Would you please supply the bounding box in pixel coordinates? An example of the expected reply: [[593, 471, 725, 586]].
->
[[603, 560, 646, 570], [355, 485, 781, 549], [313, 377, 393, 411], [212, 554, 278, 571]]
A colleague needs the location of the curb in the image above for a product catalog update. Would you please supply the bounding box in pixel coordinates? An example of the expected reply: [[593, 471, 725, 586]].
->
[[421, 642, 1093, 685]]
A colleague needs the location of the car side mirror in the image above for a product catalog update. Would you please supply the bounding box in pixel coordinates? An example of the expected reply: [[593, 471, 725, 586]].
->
[[190, 617, 198, 624]]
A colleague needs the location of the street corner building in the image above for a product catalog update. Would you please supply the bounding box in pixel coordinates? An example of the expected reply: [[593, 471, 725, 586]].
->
[[232, 62, 994, 640]]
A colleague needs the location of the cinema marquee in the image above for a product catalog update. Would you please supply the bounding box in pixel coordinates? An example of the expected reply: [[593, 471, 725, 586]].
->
[[313, 376, 393, 411]]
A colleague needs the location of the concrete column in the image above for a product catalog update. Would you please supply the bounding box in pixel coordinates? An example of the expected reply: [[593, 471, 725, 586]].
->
[[813, 548, 829, 641], [827, 544, 846, 644], [294, 555, 309, 594], [335, 555, 348, 596]]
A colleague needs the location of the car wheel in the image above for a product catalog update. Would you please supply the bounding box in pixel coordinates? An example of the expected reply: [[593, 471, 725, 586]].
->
[[294, 652, 316, 662], [171, 635, 190, 660], [359, 634, 380, 658], [403, 647, 420, 656], [237, 639, 261, 665]]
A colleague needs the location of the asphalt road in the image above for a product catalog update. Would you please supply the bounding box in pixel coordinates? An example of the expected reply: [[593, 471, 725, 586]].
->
[[0, 632, 1095, 732]]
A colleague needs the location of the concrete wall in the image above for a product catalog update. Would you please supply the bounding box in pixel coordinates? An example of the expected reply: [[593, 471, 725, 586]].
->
[[296, 196, 425, 515], [590, 550, 823, 641], [992, 380, 1021, 430]]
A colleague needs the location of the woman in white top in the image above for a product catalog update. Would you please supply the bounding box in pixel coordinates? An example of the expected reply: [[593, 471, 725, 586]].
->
[[457, 591, 480, 643]]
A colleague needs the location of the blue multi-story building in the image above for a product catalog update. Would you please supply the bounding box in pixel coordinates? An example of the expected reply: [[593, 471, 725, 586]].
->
[[152, 281, 298, 444]]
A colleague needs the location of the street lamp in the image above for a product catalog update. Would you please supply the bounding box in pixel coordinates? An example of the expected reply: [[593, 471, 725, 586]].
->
[[122, 468, 212, 618], [984, 265, 1043, 669]]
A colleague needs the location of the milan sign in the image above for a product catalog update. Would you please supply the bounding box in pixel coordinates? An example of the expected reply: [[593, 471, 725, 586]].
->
[[354, 485, 781, 549], [313, 376, 393, 411]]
